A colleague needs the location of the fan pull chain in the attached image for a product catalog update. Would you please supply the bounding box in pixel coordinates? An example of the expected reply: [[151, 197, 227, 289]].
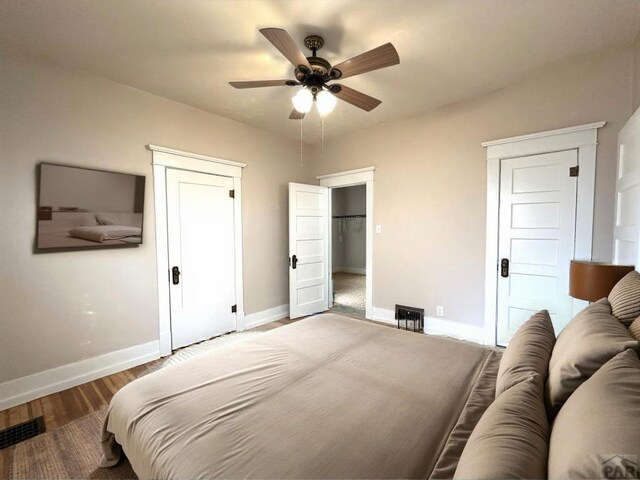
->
[[300, 118, 303, 167], [321, 117, 325, 154]]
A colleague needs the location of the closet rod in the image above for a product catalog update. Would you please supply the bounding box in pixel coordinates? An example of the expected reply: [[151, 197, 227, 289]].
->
[[332, 214, 366, 218]]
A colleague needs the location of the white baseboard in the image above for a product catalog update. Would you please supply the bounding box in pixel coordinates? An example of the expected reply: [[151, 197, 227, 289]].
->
[[372, 307, 396, 324], [0, 340, 160, 411], [244, 304, 289, 330], [333, 267, 366, 275], [372, 307, 485, 344], [0, 305, 483, 412], [425, 317, 486, 345]]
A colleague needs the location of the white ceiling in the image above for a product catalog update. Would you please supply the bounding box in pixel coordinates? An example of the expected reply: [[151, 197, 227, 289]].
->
[[1, 0, 640, 143]]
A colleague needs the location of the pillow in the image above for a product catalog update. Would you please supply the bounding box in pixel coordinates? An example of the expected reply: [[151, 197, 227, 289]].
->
[[69, 225, 141, 243], [45, 212, 99, 228], [454, 374, 548, 480], [95, 212, 142, 228], [548, 349, 640, 479], [495, 309, 555, 398], [608, 270, 640, 326], [630, 316, 640, 342], [545, 300, 638, 416]]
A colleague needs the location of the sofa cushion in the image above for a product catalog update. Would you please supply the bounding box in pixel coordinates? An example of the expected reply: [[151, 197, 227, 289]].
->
[[608, 270, 640, 326], [630, 316, 640, 342], [454, 374, 548, 480], [548, 349, 640, 479], [495, 310, 555, 398], [545, 299, 638, 416]]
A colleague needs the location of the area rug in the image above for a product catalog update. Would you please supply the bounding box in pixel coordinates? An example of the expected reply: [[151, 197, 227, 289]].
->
[[8, 409, 136, 479], [160, 330, 262, 369], [333, 272, 366, 309]]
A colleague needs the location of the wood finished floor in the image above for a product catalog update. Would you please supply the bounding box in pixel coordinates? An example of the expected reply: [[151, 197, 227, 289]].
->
[[0, 314, 384, 478], [0, 360, 160, 479], [0, 318, 303, 478]]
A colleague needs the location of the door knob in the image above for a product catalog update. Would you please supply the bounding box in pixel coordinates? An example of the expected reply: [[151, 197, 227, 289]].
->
[[291, 255, 298, 269], [172, 266, 181, 285], [500, 258, 509, 278]]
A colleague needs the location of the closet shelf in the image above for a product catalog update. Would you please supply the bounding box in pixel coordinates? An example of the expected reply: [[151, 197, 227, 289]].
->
[[332, 214, 366, 218]]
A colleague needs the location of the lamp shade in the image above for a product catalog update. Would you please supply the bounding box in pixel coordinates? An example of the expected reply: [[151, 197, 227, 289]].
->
[[316, 90, 337, 116], [292, 88, 313, 113], [569, 261, 635, 302]]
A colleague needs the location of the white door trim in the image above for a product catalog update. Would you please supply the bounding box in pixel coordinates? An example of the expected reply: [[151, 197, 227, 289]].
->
[[148, 145, 246, 356], [317, 167, 374, 319], [316, 166, 375, 181], [482, 122, 604, 346], [148, 144, 247, 169]]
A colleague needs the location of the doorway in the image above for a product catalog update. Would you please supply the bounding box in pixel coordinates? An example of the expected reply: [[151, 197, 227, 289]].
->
[[483, 122, 603, 347], [330, 185, 366, 317], [495, 150, 578, 346], [288, 167, 374, 320], [149, 145, 246, 356], [318, 167, 374, 320], [166, 169, 237, 349]]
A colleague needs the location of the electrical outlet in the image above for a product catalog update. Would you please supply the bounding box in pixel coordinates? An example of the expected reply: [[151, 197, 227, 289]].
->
[[376, 225, 382, 234], [436, 305, 444, 317]]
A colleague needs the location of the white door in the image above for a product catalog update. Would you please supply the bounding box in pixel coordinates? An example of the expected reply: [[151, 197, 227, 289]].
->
[[496, 150, 578, 346], [289, 183, 329, 319], [167, 169, 236, 349]]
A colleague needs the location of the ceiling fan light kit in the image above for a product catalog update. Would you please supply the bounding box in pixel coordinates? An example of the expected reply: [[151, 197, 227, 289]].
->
[[229, 28, 400, 120], [316, 90, 337, 117], [292, 88, 313, 113]]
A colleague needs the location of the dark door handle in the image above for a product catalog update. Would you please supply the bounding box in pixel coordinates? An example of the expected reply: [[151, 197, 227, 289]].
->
[[291, 255, 298, 269], [172, 266, 181, 285], [500, 258, 509, 278]]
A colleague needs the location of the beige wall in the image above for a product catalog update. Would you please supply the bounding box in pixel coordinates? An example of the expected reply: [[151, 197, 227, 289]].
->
[[0, 51, 313, 383], [39, 164, 138, 213], [634, 32, 640, 111], [311, 49, 634, 327], [1, 45, 636, 386], [331, 185, 366, 271]]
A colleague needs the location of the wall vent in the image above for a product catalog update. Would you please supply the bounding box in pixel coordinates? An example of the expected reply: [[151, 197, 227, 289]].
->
[[395, 304, 424, 332], [0, 416, 46, 450]]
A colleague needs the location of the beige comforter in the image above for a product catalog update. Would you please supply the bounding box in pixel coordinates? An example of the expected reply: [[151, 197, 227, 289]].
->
[[102, 314, 500, 479]]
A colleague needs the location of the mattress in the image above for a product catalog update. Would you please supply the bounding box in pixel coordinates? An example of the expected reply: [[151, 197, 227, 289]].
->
[[101, 314, 500, 479]]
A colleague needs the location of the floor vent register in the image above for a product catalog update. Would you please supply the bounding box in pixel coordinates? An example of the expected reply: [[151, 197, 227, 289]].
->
[[395, 304, 425, 332], [0, 416, 46, 449]]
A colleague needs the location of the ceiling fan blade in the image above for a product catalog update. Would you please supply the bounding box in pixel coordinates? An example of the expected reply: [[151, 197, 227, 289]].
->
[[229, 80, 293, 89], [260, 28, 311, 70], [289, 109, 305, 120], [333, 85, 381, 111], [331, 43, 399, 80]]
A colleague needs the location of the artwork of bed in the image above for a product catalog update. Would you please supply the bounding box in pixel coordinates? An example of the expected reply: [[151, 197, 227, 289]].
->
[[36, 163, 145, 250]]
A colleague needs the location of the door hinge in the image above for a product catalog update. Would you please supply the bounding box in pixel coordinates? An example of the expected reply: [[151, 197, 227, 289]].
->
[[569, 166, 579, 177], [231, 304, 237, 313], [229, 189, 235, 198]]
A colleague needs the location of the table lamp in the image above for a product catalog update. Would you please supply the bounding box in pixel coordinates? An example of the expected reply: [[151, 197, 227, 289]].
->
[[569, 260, 635, 301]]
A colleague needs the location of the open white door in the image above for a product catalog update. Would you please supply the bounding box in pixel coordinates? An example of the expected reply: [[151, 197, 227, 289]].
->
[[289, 183, 329, 319], [167, 169, 236, 349], [496, 150, 578, 346]]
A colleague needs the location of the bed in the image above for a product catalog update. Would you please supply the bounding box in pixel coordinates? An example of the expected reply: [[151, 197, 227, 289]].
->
[[37, 211, 142, 248], [101, 314, 500, 479]]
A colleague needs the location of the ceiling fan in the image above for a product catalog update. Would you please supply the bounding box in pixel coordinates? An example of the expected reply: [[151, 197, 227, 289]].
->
[[229, 28, 400, 119]]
